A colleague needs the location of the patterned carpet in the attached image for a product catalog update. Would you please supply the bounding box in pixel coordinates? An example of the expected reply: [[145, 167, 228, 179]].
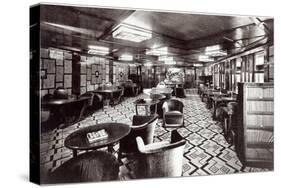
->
[[40, 89, 267, 183]]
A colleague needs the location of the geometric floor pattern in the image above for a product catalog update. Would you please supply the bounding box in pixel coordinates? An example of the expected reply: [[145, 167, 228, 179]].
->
[[40, 89, 268, 182]]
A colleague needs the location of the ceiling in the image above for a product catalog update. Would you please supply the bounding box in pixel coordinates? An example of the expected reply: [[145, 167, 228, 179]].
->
[[40, 4, 273, 66]]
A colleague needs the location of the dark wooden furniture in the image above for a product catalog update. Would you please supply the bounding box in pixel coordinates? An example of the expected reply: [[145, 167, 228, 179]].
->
[[93, 87, 123, 107], [175, 85, 186, 98], [134, 99, 159, 115], [235, 82, 273, 170], [135, 130, 186, 178], [212, 96, 237, 119], [162, 99, 184, 128], [53, 87, 69, 99], [64, 123, 131, 157], [119, 115, 158, 159], [42, 97, 89, 129], [49, 151, 119, 183], [149, 93, 166, 118]]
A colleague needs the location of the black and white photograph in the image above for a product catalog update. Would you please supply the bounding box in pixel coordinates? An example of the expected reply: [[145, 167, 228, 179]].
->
[[29, 2, 274, 185]]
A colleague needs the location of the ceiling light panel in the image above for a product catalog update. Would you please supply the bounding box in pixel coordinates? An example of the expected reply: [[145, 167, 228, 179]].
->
[[112, 24, 152, 43], [119, 54, 133, 61], [199, 55, 214, 62], [146, 47, 168, 56], [88, 45, 109, 55]]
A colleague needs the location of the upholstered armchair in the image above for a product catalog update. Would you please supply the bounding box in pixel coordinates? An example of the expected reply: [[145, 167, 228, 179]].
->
[[53, 87, 69, 99], [119, 115, 158, 159], [135, 130, 186, 178], [224, 102, 238, 144], [162, 99, 184, 128], [79, 92, 95, 117], [175, 85, 186, 98], [150, 93, 166, 118], [111, 87, 124, 105], [59, 98, 88, 128], [92, 93, 103, 111]]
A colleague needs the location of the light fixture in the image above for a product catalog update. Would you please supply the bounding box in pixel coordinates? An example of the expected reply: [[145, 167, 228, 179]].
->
[[164, 61, 176, 65], [119, 54, 133, 61], [193, 63, 203, 67], [159, 56, 173, 62], [144, 62, 153, 67], [88, 45, 109, 55], [205, 45, 227, 57], [146, 47, 168, 56], [199, 55, 214, 62], [112, 24, 152, 43]]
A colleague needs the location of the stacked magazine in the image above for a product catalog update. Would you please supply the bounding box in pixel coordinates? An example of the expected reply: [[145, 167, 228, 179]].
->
[[87, 129, 108, 143]]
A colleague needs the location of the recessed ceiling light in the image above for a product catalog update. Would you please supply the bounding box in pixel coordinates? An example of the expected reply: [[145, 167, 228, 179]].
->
[[158, 56, 173, 62], [88, 45, 109, 55], [199, 55, 214, 62], [193, 63, 203, 67], [205, 45, 227, 57], [119, 54, 133, 61], [112, 24, 152, 43], [146, 47, 168, 56]]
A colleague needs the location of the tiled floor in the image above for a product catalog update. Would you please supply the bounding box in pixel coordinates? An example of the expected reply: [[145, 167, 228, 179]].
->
[[40, 89, 267, 182]]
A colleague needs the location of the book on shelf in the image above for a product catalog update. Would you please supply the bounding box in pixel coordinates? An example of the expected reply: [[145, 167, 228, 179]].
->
[[87, 129, 108, 143]]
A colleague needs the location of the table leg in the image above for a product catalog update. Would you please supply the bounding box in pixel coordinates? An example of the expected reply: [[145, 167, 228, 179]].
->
[[213, 100, 217, 119], [72, 150, 78, 157], [108, 144, 114, 153], [135, 105, 139, 115], [145, 106, 149, 115]]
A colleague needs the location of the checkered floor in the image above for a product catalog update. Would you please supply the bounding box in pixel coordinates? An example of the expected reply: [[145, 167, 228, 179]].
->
[[40, 89, 268, 183]]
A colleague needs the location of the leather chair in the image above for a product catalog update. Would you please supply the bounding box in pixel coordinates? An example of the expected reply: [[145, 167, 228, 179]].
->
[[53, 87, 69, 99], [92, 93, 103, 111], [223, 102, 238, 144], [119, 115, 158, 159], [59, 98, 88, 128], [162, 99, 184, 128], [79, 92, 95, 117], [175, 86, 186, 98], [150, 94, 166, 118], [111, 87, 124, 105], [135, 130, 186, 178]]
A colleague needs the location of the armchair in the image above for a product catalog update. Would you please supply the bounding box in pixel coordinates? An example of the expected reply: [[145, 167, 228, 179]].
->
[[135, 130, 186, 178], [149, 93, 166, 118], [119, 115, 158, 159], [162, 99, 184, 128]]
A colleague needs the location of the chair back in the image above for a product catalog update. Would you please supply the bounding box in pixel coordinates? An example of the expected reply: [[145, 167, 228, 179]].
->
[[112, 88, 123, 105], [135, 130, 186, 178], [59, 98, 88, 128], [53, 87, 69, 99], [150, 93, 166, 101], [163, 99, 184, 113], [119, 115, 158, 154]]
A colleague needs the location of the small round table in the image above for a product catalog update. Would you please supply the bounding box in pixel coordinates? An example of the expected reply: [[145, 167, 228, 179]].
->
[[134, 99, 160, 115], [49, 151, 119, 183], [64, 123, 131, 157]]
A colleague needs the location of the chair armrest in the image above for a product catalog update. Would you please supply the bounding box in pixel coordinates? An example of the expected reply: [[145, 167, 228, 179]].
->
[[136, 136, 186, 154], [132, 115, 158, 126]]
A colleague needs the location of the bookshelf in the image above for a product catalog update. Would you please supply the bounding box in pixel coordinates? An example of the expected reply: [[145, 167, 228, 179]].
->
[[235, 82, 273, 169]]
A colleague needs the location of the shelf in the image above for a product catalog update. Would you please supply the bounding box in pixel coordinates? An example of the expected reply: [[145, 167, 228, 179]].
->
[[246, 126, 273, 131], [247, 111, 273, 115], [247, 98, 273, 101], [246, 142, 274, 148]]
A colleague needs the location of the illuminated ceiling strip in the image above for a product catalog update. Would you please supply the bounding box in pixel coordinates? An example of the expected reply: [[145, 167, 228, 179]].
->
[[112, 24, 152, 43]]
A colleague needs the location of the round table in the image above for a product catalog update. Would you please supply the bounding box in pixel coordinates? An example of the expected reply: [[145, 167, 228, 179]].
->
[[49, 151, 119, 183], [64, 123, 131, 157]]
